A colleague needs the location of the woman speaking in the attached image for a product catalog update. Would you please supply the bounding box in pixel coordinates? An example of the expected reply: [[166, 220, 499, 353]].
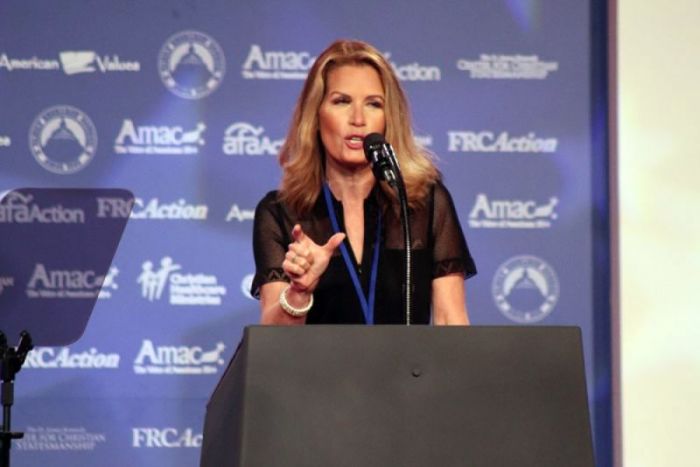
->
[[251, 39, 476, 325]]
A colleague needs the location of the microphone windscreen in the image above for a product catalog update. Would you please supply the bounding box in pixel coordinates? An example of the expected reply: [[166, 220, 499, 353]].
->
[[363, 133, 385, 160]]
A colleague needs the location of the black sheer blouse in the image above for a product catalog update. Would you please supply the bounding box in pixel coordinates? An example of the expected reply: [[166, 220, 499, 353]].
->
[[251, 181, 476, 324]]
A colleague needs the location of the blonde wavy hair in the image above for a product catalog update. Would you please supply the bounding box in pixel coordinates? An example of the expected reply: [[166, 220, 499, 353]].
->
[[278, 39, 439, 215]]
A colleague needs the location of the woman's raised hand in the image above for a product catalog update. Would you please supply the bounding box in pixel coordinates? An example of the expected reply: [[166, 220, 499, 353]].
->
[[282, 224, 345, 293]]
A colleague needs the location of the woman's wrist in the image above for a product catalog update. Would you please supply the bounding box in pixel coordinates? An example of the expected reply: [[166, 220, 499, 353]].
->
[[279, 284, 313, 317]]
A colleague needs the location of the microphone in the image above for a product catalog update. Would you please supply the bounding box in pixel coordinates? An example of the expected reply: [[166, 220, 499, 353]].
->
[[362, 132, 413, 325], [363, 133, 398, 187]]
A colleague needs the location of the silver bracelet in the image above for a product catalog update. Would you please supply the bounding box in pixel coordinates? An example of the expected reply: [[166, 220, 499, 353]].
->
[[279, 284, 313, 317]]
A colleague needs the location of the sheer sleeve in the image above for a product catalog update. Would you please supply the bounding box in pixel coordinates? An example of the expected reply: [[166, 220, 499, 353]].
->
[[250, 191, 290, 298], [431, 182, 477, 279]]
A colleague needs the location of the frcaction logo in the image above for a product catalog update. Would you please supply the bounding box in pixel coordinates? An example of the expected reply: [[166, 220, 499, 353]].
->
[[0, 50, 139, 74], [16, 427, 107, 452], [114, 119, 206, 155], [241, 44, 314, 79], [491, 255, 559, 323], [25, 263, 114, 300], [456, 54, 559, 79], [133, 339, 226, 375], [0, 191, 85, 223], [158, 30, 226, 99], [385, 52, 441, 81], [222, 122, 283, 156], [468, 194, 559, 229], [28, 105, 98, 174], [138, 257, 226, 305], [132, 427, 202, 448], [447, 131, 558, 153], [24, 346, 120, 369], [96, 197, 208, 220]]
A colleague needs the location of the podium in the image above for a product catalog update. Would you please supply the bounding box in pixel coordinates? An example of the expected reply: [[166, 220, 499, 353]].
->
[[201, 326, 595, 467]]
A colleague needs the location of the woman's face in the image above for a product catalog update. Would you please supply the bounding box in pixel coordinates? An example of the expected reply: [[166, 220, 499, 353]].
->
[[318, 64, 386, 170]]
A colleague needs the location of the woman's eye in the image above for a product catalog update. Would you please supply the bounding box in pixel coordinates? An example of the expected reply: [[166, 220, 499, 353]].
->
[[332, 97, 350, 105], [368, 101, 384, 109]]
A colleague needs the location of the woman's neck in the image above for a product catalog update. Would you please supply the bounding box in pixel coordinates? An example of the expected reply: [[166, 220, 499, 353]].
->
[[325, 161, 375, 203]]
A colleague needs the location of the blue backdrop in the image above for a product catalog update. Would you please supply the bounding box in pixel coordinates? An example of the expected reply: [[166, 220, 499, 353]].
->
[[0, 1, 613, 465]]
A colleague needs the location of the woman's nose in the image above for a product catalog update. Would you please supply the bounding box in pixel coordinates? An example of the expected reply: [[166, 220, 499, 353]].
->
[[349, 104, 365, 126]]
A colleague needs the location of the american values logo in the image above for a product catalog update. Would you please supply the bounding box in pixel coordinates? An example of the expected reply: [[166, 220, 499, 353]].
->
[[491, 255, 559, 323], [138, 257, 226, 305], [28, 105, 98, 174], [158, 30, 226, 99]]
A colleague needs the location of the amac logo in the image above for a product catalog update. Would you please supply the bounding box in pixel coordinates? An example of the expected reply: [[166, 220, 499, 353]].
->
[[469, 194, 558, 229], [241, 44, 314, 79], [133, 339, 226, 375], [114, 119, 205, 155]]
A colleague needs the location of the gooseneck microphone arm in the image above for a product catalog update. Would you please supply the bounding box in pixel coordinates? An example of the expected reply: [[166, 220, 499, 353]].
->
[[363, 134, 412, 325]]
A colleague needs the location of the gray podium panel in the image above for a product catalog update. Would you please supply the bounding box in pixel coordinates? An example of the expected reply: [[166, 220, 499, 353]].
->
[[201, 326, 594, 467]]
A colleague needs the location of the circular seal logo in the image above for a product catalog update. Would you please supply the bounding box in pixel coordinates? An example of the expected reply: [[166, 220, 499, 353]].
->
[[158, 30, 226, 99], [240, 273, 255, 301], [492, 255, 559, 323], [28, 105, 98, 175]]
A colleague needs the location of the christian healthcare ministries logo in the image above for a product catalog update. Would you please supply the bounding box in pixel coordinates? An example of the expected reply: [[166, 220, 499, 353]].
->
[[492, 255, 559, 323], [28, 106, 97, 174], [138, 257, 226, 305], [456, 54, 558, 79], [158, 30, 225, 99]]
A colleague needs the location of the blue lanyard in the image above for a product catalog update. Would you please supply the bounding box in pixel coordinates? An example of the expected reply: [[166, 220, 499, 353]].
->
[[322, 183, 382, 325]]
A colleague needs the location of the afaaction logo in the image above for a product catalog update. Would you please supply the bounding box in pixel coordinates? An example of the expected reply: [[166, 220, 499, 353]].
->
[[0, 191, 85, 223], [222, 122, 283, 156]]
